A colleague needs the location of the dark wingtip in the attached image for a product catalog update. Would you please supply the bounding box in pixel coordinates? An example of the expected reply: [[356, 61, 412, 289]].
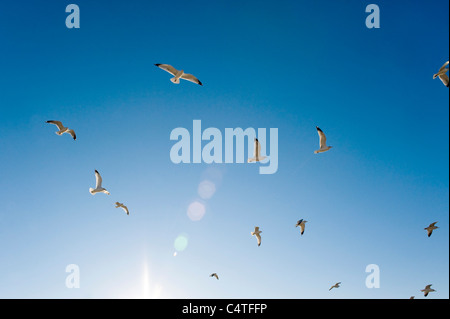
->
[[198, 81, 203, 86], [95, 170, 99, 174], [316, 126, 323, 132]]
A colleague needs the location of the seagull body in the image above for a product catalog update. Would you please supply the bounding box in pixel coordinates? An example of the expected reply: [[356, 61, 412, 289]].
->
[[421, 284, 436, 297], [210, 273, 219, 280], [424, 222, 439, 237], [155, 64, 202, 86], [433, 61, 449, 87], [314, 126, 332, 154], [89, 170, 110, 195], [46, 120, 76, 140], [115, 202, 129, 215], [295, 219, 307, 235], [329, 282, 341, 291], [248, 138, 267, 163], [251, 226, 262, 246]]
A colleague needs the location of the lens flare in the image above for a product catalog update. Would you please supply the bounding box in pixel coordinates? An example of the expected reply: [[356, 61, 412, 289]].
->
[[187, 201, 206, 221], [174, 234, 189, 252], [198, 180, 216, 199]]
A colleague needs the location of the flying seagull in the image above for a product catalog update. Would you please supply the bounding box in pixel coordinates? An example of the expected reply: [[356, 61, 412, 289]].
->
[[295, 219, 307, 235], [89, 170, 110, 195], [155, 64, 202, 86], [314, 126, 332, 154], [210, 273, 219, 280], [46, 120, 76, 140], [424, 222, 439, 237], [329, 282, 341, 291], [115, 202, 129, 215], [248, 138, 267, 163], [433, 61, 449, 87], [421, 284, 436, 297], [251, 226, 262, 246]]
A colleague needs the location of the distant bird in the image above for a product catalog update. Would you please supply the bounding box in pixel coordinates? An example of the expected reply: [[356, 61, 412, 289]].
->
[[210, 273, 219, 280], [115, 202, 129, 215], [295, 219, 307, 235], [409, 296, 415, 299], [251, 227, 262, 246], [424, 222, 439, 237], [89, 170, 110, 195], [329, 282, 341, 291], [433, 61, 449, 87], [46, 120, 76, 140], [155, 64, 202, 85], [248, 138, 267, 163], [314, 126, 333, 154], [421, 284, 436, 297]]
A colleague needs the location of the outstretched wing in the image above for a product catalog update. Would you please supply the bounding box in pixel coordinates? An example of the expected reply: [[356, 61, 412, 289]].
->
[[95, 170, 103, 188], [254, 139, 261, 157], [181, 73, 202, 86], [316, 127, 327, 149], [46, 120, 64, 131], [439, 61, 449, 72], [439, 74, 449, 87], [155, 64, 178, 76], [67, 129, 76, 140]]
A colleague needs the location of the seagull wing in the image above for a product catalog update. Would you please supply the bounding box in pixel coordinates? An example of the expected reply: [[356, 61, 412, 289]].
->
[[67, 129, 76, 140], [254, 139, 261, 157], [181, 73, 202, 86], [439, 61, 449, 72], [255, 233, 261, 246], [95, 170, 103, 188], [155, 64, 178, 76], [46, 120, 64, 131], [439, 74, 449, 87], [316, 127, 327, 149], [122, 205, 129, 215], [300, 223, 306, 235], [429, 222, 438, 227], [425, 284, 432, 289]]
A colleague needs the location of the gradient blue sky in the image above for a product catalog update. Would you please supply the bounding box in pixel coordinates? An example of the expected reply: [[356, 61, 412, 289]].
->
[[0, 0, 448, 299]]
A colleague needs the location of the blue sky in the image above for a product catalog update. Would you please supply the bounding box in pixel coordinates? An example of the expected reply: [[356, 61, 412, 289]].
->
[[0, 0, 448, 299]]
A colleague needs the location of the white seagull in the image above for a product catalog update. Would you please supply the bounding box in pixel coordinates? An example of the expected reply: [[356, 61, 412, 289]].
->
[[433, 61, 449, 87], [89, 170, 110, 195], [155, 64, 202, 86], [248, 138, 267, 163], [295, 219, 307, 235], [251, 226, 262, 246], [46, 120, 76, 140], [329, 282, 341, 291], [115, 202, 129, 215], [421, 284, 436, 297], [424, 222, 439, 237], [314, 126, 332, 154], [210, 273, 219, 280]]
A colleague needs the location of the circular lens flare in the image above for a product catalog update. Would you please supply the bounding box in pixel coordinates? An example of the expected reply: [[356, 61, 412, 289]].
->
[[198, 180, 216, 199], [187, 201, 206, 221], [174, 234, 189, 252]]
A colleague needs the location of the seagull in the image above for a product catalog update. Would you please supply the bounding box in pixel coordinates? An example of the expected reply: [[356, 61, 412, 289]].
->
[[46, 120, 76, 140], [295, 219, 307, 235], [424, 222, 439, 237], [433, 61, 449, 87], [210, 273, 219, 280], [115, 202, 129, 215], [155, 64, 202, 86], [248, 138, 267, 163], [251, 226, 262, 246], [421, 284, 436, 297], [89, 170, 110, 195], [409, 296, 415, 299], [329, 282, 341, 291], [314, 126, 332, 154]]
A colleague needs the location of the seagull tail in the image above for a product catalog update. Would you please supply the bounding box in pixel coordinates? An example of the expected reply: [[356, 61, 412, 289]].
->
[[170, 77, 180, 84]]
